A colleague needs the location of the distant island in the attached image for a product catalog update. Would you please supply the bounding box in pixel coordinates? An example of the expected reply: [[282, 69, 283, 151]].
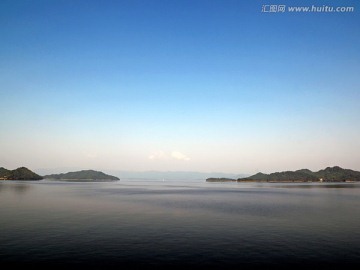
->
[[206, 166, 360, 183], [43, 170, 120, 181], [0, 167, 43, 180], [206, 178, 237, 182], [0, 167, 119, 181]]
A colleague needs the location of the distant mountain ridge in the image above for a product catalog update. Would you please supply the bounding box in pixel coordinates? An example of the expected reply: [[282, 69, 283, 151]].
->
[[109, 171, 246, 181], [0, 167, 43, 180], [44, 170, 119, 181], [237, 166, 360, 182], [36, 168, 247, 181], [206, 178, 237, 182], [206, 166, 360, 183]]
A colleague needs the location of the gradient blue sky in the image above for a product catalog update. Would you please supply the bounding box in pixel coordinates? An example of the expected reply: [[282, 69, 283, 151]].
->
[[1, 0, 359, 174]]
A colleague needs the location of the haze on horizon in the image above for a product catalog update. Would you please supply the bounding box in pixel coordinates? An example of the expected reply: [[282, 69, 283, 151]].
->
[[1, 0, 359, 175]]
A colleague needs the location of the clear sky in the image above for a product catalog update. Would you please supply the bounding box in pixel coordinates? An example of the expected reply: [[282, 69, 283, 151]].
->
[[1, 0, 359, 174]]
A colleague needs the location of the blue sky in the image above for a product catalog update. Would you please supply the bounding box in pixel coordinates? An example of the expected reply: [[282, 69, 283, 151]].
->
[[1, 0, 359, 174]]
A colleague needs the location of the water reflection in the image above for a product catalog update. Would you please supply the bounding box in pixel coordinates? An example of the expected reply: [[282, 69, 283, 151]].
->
[[273, 183, 359, 189], [0, 182, 31, 194]]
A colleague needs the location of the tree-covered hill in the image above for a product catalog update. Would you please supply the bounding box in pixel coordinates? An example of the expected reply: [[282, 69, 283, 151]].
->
[[238, 171, 319, 182], [44, 170, 119, 181], [315, 166, 360, 182], [236, 166, 360, 182], [0, 167, 43, 180]]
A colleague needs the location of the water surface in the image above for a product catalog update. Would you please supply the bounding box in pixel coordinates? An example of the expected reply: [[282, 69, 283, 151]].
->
[[1, 180, 359, 269]]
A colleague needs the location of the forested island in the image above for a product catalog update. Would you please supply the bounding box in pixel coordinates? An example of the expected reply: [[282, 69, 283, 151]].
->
[[0, 167, 43, 180], [1, 167, 119, 181], [44, 170, 119, 181], [206, 166, 360, 183]]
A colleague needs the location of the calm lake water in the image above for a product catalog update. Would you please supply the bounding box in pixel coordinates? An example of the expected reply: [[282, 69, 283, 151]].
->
[[0, 180, 359, 269]]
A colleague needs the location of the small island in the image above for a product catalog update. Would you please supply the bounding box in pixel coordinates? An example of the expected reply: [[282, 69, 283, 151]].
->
[[0, 167, 43, 180], [206, 166, 360, 183], [206, 178, 237, 182], [44, 169, 120, 181]]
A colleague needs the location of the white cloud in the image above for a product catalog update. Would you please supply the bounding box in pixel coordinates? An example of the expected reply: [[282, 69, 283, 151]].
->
[[171, 151, 190, 161], [148, 151, 167, 160]]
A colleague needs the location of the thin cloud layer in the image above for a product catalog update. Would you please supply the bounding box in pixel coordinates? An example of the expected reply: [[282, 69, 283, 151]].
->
[[148, 151, 190, 161]]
